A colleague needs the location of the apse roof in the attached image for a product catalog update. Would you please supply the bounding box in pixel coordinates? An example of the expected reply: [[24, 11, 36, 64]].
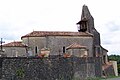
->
[[66, 43, 87, 50]]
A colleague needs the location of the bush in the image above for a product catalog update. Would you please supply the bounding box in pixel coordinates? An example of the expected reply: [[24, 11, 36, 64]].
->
[[16, 68, 25, 78]]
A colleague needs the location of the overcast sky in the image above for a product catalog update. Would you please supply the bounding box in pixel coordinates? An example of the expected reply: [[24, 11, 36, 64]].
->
[[0, 0, 120, 55]]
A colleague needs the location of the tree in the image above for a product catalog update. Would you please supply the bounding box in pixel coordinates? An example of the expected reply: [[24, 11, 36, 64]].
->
[[108, 55, 120, 75]]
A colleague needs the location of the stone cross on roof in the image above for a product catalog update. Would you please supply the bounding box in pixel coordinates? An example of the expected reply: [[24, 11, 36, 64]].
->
[[0, 38, 5, 52]]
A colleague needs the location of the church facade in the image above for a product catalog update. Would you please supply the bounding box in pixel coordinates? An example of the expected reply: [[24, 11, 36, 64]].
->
[[2, 5, 108, 64]]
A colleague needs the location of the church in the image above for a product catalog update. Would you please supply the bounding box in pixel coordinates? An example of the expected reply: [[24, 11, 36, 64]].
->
[[2, 5, 108, 64], [1, 5, 119, 78]]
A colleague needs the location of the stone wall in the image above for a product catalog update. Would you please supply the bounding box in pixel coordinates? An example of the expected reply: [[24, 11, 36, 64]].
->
[[104, 65, 115, 77], [0, 56, 102, 80], [3, 47, 27, 57], [0, 58, 3, 79], [22, 36, 93, 57]]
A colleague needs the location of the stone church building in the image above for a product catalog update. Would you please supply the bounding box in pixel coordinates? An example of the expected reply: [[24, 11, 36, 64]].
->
[[2, 5, 108, 64]]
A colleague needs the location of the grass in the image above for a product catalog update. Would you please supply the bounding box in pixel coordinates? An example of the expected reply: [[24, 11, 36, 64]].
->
[[72, 76, 120, 80], [72, 77, 102, 80], [100, 75, 120, 80], [86, 77, 101, 80]]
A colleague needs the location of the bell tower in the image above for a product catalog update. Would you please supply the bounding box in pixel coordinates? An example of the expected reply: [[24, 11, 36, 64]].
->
[[77, 5, 94, 33], [77, 17, 88, 32]]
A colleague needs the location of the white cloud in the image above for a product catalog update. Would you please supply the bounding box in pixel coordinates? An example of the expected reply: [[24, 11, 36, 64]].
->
[[100, 18, 120, 55]]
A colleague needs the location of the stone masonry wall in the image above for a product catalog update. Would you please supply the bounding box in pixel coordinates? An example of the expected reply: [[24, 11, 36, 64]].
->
[[0, 56, 102, 80], [3, 47, 27, 57], [22, 36, 93, 57]]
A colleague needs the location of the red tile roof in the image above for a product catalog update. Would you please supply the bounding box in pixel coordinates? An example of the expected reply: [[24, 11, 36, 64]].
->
[[21, 31, 93, 39], [101, 46, 108, 52], [66, 43, 86, 50], [3, 41, 27, 47], [102, 62, 113, 70]]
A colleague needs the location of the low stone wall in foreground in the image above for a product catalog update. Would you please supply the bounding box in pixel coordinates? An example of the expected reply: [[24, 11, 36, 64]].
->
[[0, 56, 102, 80]]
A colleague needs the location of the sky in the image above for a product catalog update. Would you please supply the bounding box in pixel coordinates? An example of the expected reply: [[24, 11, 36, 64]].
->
[[0, 0, 120, 55]]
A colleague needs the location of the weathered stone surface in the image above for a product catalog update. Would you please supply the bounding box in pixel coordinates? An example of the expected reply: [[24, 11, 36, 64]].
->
[[0, 57, 102, 80], [22, 36, 93, 57]]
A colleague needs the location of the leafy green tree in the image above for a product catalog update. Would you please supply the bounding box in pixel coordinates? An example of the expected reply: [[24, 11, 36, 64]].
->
[[108, 55, 120, 75]]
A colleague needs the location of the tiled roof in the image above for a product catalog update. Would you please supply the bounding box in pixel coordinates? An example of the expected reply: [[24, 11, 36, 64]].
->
[[66, 43, 86, 50], [102, 62, 112, 70], [41, 48, 50, 51], [101, 46, 108, 52], [3, 41, 27, 47], [21, 31, 93, 39]]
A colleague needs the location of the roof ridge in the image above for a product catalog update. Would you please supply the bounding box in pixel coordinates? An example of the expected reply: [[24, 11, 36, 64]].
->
[[3, 41, 27, 47], [21, 31, 93, 39], [66, 43, 86, 50]]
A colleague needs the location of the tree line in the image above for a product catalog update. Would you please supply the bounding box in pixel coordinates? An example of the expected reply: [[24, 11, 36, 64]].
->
[[108, 55, 120, 75]]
